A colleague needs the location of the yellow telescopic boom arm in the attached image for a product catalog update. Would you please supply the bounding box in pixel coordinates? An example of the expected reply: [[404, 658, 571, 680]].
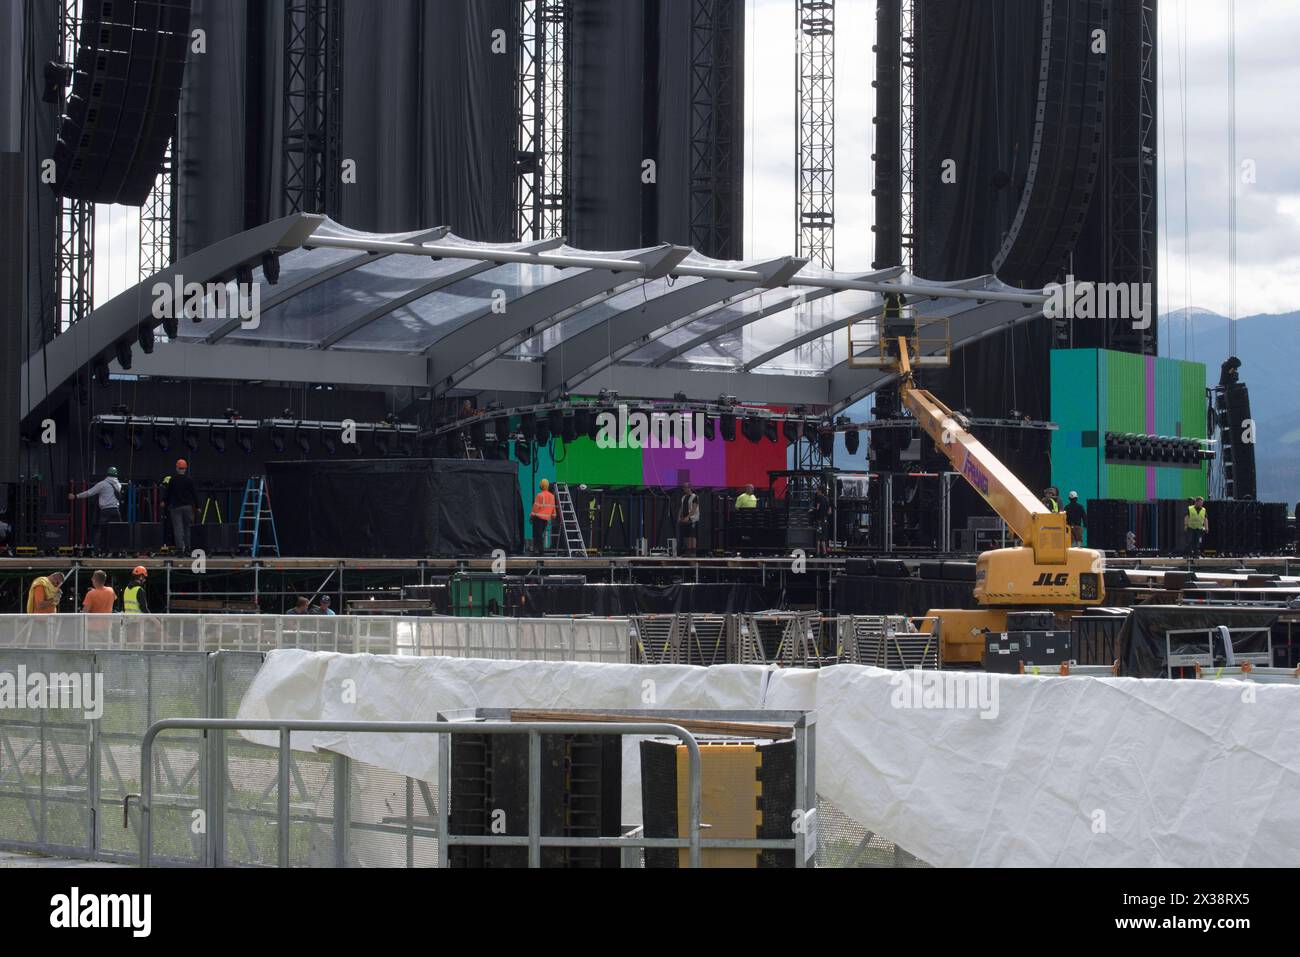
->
[[893, 338, 1069, 565]]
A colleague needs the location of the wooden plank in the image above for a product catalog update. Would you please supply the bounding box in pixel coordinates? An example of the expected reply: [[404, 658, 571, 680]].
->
[[508, 709, 793, 740]]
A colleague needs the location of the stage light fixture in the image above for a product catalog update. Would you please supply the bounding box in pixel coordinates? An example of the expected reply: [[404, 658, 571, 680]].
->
[[270, 425, 287, 453], [375, 428, 393, 456], [295, 426, 312, 455], [844, 429, 860, 456], [152, 422, 171, 452], [560, 414, 576, 444], [236, 263, 254, 288], [236, 430, 254, 454], [183, 424, 200, 452], [129, 421, 144, 451], [97, 422, 115, 450], [261, 252, 281, 285], [208, 424, 227, 454], [764, 419, 780, 443], [114, 339, 133, 371], [720, 413, 737, 442], [743, 415, 763, 444], [137, 322, 155, 354], [319, 427, 337, 455], [162, 312, 179, 340], [93, 358, 111, 388], [535, 418, 552, 446], [704, 417, 716, 442], [515, 439, 532, 466], [818, 425, 836, 459], [783, 420, 800, 444], [520, 413, 537, 442]]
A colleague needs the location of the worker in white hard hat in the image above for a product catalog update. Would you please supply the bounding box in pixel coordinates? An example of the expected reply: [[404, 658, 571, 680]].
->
[[1065, 491, 1087, 546]]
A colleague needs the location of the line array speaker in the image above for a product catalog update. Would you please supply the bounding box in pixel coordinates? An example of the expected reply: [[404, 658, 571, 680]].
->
[[52, 0, 193, 205]]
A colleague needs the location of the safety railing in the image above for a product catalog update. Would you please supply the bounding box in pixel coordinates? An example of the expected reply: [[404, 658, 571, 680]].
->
[[133, 718, 706, 868]]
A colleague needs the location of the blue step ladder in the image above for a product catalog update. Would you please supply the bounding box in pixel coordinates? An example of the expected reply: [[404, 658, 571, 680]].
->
[[238, 476, 280, 557]]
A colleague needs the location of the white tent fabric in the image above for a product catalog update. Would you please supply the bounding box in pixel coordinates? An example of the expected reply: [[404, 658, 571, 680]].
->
[[237, 650, 1300, 866]]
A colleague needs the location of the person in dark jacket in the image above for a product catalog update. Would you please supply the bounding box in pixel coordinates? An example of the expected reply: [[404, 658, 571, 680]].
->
[[1065, 491, 1087, 546], [164, 459, 199, 554]]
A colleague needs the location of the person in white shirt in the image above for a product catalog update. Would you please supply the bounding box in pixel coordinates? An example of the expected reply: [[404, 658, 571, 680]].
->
[[68, 467, 125, 550]]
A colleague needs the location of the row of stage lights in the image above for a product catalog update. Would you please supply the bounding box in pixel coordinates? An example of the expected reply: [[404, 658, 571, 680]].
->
[[1103, 432, 1215, 467], [91, 414, 418, 458], [439, 393, 862, 461], [85, 253, 283, 389]]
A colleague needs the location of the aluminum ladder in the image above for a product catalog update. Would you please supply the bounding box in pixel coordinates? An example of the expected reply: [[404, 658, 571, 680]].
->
[[553, 483, 587, 557], [238, 476, 280, 557]]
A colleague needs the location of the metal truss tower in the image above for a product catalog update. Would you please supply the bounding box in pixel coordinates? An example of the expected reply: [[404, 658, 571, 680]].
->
[[898, 0, 915, 274], [688, 0, 740, 258], [515, 1, 568, 241], [55, 0, 94, 334], [281, 0, 342, 216], [1102, 0, 1157, 355], [795, 0, 834, 269], [139, 139, 176, 280]]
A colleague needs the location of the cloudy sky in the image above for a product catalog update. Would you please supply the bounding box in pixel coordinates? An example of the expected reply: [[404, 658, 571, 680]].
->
[[92, 0, 1299, 353], [741, 0, 1300, 343]]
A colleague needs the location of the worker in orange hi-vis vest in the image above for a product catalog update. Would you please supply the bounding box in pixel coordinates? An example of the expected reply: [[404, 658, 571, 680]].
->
[[530, 479, 557, 556]]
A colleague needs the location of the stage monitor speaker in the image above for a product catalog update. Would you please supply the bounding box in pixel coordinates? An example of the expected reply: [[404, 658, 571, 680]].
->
[[52, 0, 194, 205]]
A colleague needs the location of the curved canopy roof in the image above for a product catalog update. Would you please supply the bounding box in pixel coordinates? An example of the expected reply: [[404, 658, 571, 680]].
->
[[21, 214, 1048, 424]]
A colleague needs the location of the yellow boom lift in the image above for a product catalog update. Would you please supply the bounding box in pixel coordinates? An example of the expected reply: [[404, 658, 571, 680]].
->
[[851, 315, 1105, 663]]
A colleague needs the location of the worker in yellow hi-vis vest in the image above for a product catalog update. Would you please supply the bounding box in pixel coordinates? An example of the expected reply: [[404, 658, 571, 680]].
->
[[1185, 496, 1208, 558], [122, 566, 151, 614]]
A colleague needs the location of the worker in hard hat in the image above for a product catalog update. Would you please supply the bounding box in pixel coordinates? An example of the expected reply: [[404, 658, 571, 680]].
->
[[530, 478, 557, 556], [123, 566, 151, 614], [1065, 491, 1087, 546], [164, 458, 199, 554], [68, 465, 124, 551]]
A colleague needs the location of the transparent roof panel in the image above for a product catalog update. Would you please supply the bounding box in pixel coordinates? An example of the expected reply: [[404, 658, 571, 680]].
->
[[510, 252, 762, 358], [227, 247, 480, 346], [619, 286, 804, 366], [664, 288, 878, 373]]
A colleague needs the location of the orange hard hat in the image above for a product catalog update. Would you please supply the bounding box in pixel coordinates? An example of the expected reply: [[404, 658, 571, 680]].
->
[[176, 458, 188, 470], [132, 566, 148, 577], [539, 478, 550, 490]]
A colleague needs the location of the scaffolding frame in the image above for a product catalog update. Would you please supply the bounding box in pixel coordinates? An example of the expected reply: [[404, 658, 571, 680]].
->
[[138, 140, 176, 281]]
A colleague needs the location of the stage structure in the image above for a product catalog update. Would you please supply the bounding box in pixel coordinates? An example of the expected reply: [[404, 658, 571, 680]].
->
[[18, 213, 1049, 435]]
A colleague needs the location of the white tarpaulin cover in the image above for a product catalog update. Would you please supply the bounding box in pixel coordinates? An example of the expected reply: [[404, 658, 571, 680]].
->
[[238, 650, 1300, 867]]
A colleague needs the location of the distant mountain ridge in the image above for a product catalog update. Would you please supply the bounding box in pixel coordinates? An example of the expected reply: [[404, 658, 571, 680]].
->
[[1158, 308, 1300, 505]]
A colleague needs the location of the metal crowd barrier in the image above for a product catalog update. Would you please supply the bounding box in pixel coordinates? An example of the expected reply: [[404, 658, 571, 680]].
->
[[134, 718, 706, 868], [0, 613, 633, 662]]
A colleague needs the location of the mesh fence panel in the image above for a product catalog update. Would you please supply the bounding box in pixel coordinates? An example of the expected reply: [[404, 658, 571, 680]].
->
[[0, 618, 926, 867]]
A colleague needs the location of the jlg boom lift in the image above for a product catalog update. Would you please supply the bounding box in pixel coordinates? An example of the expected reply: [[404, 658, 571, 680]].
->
[[850, 308, 1104, 664]]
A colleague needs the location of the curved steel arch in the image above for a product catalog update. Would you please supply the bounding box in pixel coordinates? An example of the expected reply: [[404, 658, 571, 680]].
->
[[20, 213, 324, 424]]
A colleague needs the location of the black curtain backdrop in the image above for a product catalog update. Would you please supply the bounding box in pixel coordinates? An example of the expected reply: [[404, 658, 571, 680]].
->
[[914, 0, 1052, 430], [177, 0, 517, 256], [266, 458, 522, 558]]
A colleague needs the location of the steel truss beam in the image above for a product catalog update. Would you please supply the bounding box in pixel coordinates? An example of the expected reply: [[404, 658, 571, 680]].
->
[[689, 0, 740, 258], [56, 0, 94, 333], [514, 0, 568, 240], [281, 0, 341, 216], [796, 0, 834, 269]]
